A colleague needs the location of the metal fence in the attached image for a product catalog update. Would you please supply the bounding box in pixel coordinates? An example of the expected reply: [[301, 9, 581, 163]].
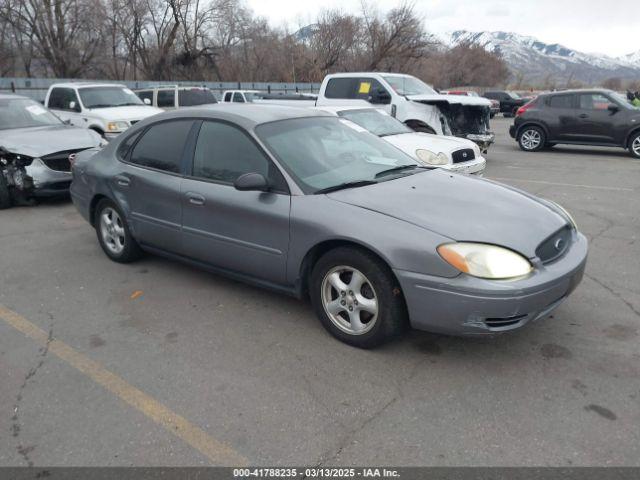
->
[[0, 77, 322, 102]]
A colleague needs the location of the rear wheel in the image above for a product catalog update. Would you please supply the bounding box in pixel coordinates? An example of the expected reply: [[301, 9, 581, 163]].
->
[[629, 132, 640, 159], [95, 199, 142, 263], [310, 247, 407, 348], [0, 173, 11, 209], [518, 126, 546, 152]]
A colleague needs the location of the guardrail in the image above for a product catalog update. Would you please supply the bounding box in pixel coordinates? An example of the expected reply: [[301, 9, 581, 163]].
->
[[0, 77, 321, 102]]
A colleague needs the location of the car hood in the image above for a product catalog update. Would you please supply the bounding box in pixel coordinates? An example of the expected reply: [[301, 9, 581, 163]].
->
[[384, 132, 477, 155], [326, 169, 567, 258], [407, 94, 491, 107], [0, 125, 101, 157], [85, 105, 163, 121]]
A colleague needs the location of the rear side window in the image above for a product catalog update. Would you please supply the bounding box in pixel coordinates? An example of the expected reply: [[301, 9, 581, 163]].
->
[[157, 90, 175, 108], [548, 94, 574, 109], [224, 92, 232, 102], [325, 78, 356, 99], [178, 89, 217, 106], [192, 121, 287, 191], [129, 120, 193, 173], [48, 88, 79, 111], [117, 131, 142, 159]]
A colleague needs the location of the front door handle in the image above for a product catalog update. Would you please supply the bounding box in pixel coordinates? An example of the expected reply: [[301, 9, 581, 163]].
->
[[578, 113, 589, 119], [114, 175, 130, 187], [186, 192, 205, 206]]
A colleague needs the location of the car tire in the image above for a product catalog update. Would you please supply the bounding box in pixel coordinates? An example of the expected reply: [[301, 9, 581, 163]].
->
[[95, 198, 142, 263], [629, 132, 640, 159], [0, 173, 11, 209], [310, 246, 408, 348], [518, 126, 546, 152]]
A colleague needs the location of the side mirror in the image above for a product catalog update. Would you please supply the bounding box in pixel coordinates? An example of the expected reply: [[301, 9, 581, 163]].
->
[[69, 100, 80, 112], [234, 172, 269, 192], [143, 98, 151, 105], [608, 104, 619, 113]]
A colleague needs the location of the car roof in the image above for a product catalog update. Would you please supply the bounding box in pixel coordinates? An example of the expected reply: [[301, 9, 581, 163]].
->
[[49, 82, 126, 89], [150, 104, 333, 129], [325, 72, 412, 79], [314, 106, 381, 115], [543, 88, 615, 96]]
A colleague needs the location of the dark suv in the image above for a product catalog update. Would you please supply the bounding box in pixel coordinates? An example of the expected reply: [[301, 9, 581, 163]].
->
[[509, 89, 640, 158], [484, 90, 528, 117]]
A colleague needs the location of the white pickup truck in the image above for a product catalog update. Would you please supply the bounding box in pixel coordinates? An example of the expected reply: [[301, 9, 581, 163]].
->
[[315, 73, 495, 152], [44, 83, 163, 139]]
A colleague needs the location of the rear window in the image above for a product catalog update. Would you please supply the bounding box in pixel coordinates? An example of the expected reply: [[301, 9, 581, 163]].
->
[[548, 94, 574, 109], [178, 89, 217, 106]]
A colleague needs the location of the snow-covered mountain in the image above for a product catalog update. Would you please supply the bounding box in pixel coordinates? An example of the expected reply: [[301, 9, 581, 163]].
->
[[448, 31, 640, 85]]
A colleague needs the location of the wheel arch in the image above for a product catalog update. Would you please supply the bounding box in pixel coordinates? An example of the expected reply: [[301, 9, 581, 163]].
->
[[625, 126, 640, 148], [516, 121, 550, 140], [89, 194, 110, 226], [297, 239, 404, 301]]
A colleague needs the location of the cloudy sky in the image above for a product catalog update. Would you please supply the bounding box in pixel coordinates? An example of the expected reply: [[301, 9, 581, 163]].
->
[[246, 0, 638, 58]]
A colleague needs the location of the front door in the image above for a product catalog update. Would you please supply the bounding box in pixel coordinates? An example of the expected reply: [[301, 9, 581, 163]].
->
[[116, 119, 195, 252], [573, 93, 618, 143], [181, 120, 291, 285]]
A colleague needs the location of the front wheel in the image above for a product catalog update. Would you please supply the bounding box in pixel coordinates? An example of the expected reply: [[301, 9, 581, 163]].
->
[[518, 126, 546, 152], [310, 247, 407, 348], [629, 132, 640, 159], [95, 199, 142, 263]]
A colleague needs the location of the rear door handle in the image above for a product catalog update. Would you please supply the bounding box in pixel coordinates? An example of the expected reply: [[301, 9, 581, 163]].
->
[[114, 175, 130, 187], [186, 192, 205, 206]]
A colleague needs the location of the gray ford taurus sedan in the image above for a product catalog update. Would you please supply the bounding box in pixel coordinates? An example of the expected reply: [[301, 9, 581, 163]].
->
[[70, 105, 588, 348]]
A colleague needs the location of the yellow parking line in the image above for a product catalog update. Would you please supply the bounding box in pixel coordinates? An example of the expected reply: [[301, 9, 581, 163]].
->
[[0, 303, 247, 466]]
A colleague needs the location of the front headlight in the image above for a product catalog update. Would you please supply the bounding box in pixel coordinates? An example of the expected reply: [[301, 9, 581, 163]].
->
[[416, 149, 449, 165], [107, 121, 129, 132], [437, 243, 533, 279]]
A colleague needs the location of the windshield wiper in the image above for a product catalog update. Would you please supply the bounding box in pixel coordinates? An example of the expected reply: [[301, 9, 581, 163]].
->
[[314, 180, 378, 194], [116, 102, 143, 106], [374, 164, 424, 179], [86, 104, 113, 109]]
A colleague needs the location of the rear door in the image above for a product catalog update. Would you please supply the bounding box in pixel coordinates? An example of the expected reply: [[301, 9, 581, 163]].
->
[[116, 119, 195, 253], [181, 120, 291, 284], [544, 93, 577, 141], [574, 93, 618, 143]]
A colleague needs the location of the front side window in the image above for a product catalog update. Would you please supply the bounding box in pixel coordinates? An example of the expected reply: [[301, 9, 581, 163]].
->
[[232, 92, 245, 103], [382, 75, 436, 96], [0, 98, 63, 130], [79, 87, 144, 109], [338, 109, 411, 137], [192, 121, 285, 191], [157, 90, 175, 108], [128, 120, 193, 173], [579, 93, 615, 111], [325, 78, 356, 99], [48, 88, 80, 111], [224, 92, 232, 102], [256, 117, 419, 194]]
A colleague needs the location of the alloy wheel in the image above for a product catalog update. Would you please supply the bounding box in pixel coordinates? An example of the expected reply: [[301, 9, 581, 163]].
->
[[100, 207, 126, 255], [632, 136, 640, 157], [520, 129, 542, 150], [321, 266, 378, 335]]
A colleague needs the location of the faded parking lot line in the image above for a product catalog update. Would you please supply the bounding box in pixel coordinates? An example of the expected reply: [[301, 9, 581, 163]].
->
[[490, 177, 634, 192], [0, 303, 247, 466]]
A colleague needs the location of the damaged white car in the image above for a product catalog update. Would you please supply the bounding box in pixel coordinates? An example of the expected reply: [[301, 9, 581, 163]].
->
[[316, 72, 495, 152], [0, 94, 103, 208]]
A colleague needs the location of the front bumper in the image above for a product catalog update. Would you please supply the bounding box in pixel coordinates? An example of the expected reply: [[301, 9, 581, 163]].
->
[[443, 156, 486, 176], [394, 232, 588, 336], [25, 160, 72, 197], [509, 125, 517, 139], [465, 133, 495, 152]]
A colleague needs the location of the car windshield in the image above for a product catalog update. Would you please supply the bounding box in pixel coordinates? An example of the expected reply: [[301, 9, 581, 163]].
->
[[256, 117, 420, 194], [79, 87, 144, 108], [178, 89, 217, 106], [610, 91, 639, 109], [337, 109, 412, 137], [382, 75, 437, 96], [0, 98, 62, 130]]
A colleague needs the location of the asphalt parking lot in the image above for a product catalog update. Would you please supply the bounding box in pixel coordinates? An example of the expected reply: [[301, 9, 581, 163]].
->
[[0, 116, 639, 467]]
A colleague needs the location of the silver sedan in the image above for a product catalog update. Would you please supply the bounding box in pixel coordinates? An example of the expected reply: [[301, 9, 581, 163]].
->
[[70, 105, 587, 348]]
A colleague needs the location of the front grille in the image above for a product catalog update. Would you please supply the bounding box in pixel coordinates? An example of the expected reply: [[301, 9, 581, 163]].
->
[[536, 225, 572, 264], [451, 148, 475, 163], [41, 150, 83, 172]]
